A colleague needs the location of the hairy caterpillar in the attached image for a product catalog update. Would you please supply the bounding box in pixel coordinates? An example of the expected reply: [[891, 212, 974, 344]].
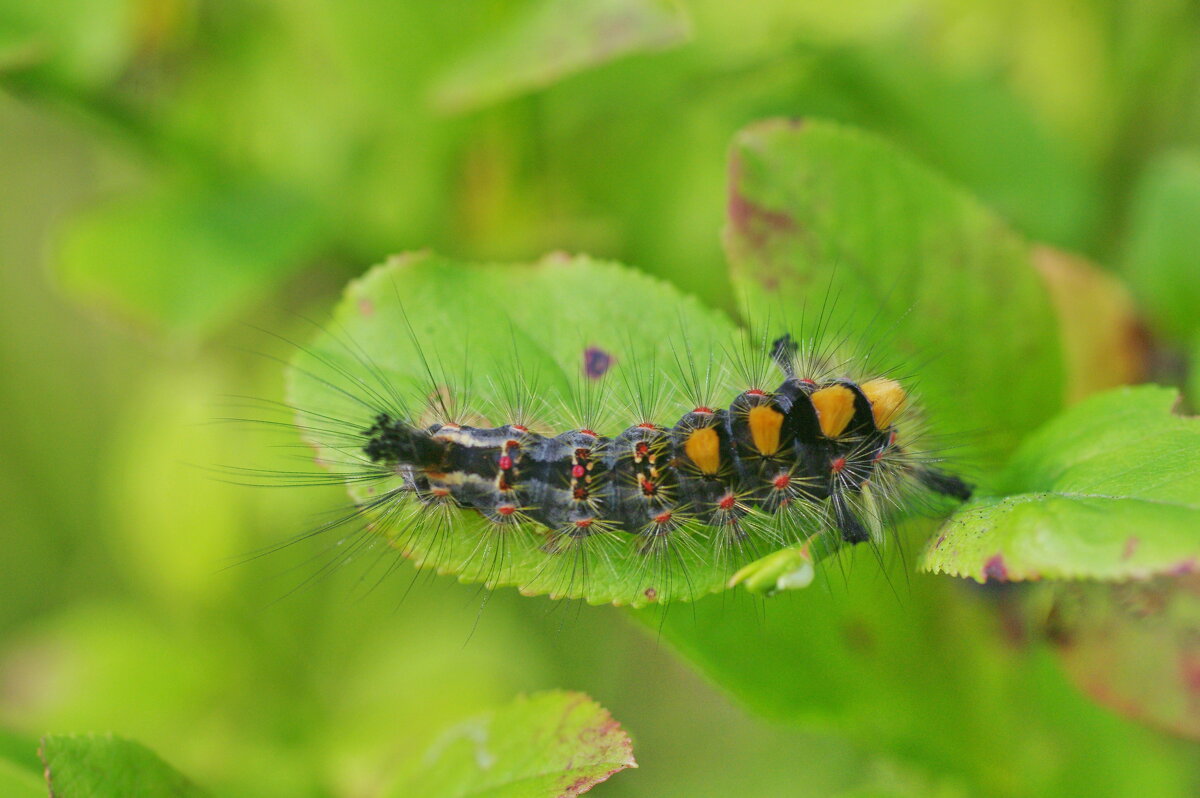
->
[[262, 253, 972, 607]]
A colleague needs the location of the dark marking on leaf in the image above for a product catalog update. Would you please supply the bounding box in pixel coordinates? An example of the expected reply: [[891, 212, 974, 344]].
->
[[841, 618, 875, 654], [727, 190, 797, 255], [583, 346, 614, 380], [1179, 652, 1200, 697], [983, 554, 1008, 582], [1168, 558, 1198, 576]]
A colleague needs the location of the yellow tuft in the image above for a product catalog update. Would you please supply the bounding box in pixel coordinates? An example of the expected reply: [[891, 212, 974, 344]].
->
[[861, 378, 906, 429], [684, 426, 722, 475], [747, 405, 784, 456], [810, 385, 855, 438]]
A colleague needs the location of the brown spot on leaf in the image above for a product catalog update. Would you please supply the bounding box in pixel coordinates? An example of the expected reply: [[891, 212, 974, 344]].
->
[[358, 298, 374, 316], [1168, 558, 1197, 576], [1122, 537, 1139, 561], [841, 618, 874, 654], [1180, 652, 1200, 697], [727, 190, 797, 254], [983, 554, 1008, 582]]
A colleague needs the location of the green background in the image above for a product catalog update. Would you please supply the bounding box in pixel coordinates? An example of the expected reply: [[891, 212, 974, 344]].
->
[[2, 1, 1199, 795]]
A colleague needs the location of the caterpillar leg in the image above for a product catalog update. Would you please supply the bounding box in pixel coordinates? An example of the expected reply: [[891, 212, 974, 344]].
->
[[831, 491, 869, 544]]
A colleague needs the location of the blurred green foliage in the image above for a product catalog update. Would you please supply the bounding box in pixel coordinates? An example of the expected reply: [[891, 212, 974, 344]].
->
[[2, 0, 1200, 796]]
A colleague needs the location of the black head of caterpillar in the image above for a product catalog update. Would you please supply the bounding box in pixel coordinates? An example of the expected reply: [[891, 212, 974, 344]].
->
[[361, 334, 971, 557]]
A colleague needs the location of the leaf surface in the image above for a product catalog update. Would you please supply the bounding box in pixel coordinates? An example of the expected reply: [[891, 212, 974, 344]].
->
[[1049, 577, 1200, 739], [289, 251, 750, 606], [39, 733, 208, 798], [390, 691, 634, 798]]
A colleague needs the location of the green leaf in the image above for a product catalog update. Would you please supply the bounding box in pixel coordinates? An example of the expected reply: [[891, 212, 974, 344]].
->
[[56, 178, 323, 335], [432, 0, 690, 112], [657, 537, 1194, 797], [923, 385, 1200, 582], [1190, 331, 1200, 410], [0, 729, 42, 798], [390, 691, 635, 798], [724, 118, 1065, 467], [0, 729, 41, 780], [1122, 151, 1200, 343], [1049, 577, 1200, 739], [289, 251, 748, 607], [38, 733, 208, 798], [0, 761, 43, 798]]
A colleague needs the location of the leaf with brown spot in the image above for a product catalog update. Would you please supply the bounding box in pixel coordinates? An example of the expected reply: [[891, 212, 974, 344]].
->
[[289, 252, 746, 607], [387, 691, 635, 798], [723, 118, 1065, 467]]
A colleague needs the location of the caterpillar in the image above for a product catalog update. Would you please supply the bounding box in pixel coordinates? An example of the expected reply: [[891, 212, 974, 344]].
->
[[267, 253, 973, 607], [362, 334, 969, 549]]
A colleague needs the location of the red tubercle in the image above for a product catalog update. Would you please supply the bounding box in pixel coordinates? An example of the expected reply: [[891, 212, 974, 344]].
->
[[574, 518, 594, 529], [693, 406, 713, 414], [718, 494, 736, 511], [799, 378, 816, 386], [830, 457, 846, 473], [653, 511, 673, 524], [572, 464, 586, 479], [772, 474, 790, 490], [496, 505, 516, 517], [637, 422, 658, 430], [641, 480, 656, 496], [746, 389, 766, 396], [511, 424, 528, 432], [635, 442, 650, 457], [498, 455, 513, 471], [580, 429, 598, 437]]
